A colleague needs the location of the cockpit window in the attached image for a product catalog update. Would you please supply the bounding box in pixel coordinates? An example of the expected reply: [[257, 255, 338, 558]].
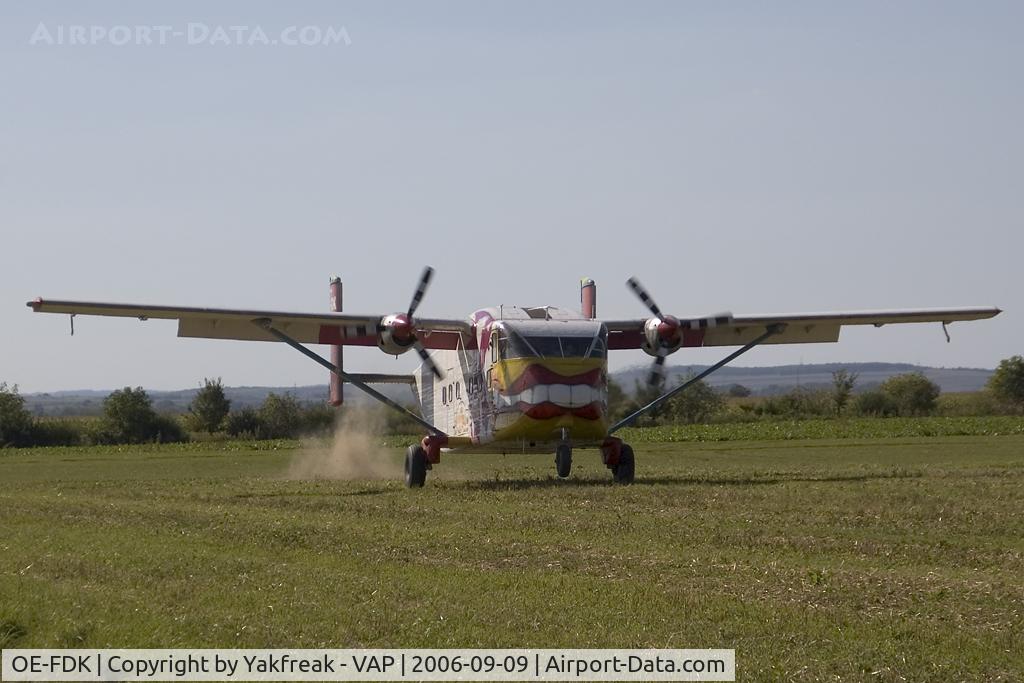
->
[[500, 328, 607, 359]]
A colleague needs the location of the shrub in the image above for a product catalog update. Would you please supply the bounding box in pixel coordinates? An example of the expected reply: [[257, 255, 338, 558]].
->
[[831, 369, 858, 416], [187, 378, 231, 432], [988, 355, 1024, 410], [666, 377, 724, 424], [301, 403, 336, 435], [756, 388, 831, 419], [0, 383, 34, 447], [258, 392, 303, 439], [854, 390, 898, 417], [30, 419, 86, 446], [880, 373, 940, 416], [226, 407, 263, 438], [94, 387, 187, 444], [152, 414, 188, 443], [937, 392, 1002, 417]]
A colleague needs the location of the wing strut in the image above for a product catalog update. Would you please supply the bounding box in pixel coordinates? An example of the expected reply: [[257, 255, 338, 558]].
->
[[253, 318, 446, 437], [608, 324, 785, 434]]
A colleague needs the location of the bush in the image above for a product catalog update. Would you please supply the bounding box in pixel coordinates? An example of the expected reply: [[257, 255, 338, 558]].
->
[[152, 414, 188, 443], [853, 390, 898, 417], [666, 377, 724, 424], [937, 392, 1002, 417], [301, 403, 336, 436], [187, 378, 231, 432], [988, 355, 1024, 410], [0, 383, 34, 447], [755, 388, 832, 419], [30, 419, 87, 446], [880, 373, 940, 416], [94, 387, 187, 444], [258, 392, 303, 439], [831, 369, 858, 416], [226, 407, 263, 438]]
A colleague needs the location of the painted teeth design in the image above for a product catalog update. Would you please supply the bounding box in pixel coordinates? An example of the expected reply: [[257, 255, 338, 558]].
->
[[497, 384, 605, 408]]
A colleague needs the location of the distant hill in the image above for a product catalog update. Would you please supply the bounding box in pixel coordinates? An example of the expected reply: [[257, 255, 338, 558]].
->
[[23, 362, 993, 416], [612, 362, 994, 396]]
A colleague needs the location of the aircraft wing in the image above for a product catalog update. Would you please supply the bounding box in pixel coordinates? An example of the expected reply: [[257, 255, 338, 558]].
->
[[603, 306, 1001, 350], [27, 298, 473, 349]]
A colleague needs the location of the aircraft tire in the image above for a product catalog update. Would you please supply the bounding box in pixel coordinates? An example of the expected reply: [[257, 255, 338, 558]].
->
[[405, 445, 428, 488], [555, 444, 572, 479], [614, 444, 635, 484]]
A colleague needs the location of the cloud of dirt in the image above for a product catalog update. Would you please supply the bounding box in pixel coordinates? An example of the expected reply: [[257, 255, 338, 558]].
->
[[287, 409, 402, 480]]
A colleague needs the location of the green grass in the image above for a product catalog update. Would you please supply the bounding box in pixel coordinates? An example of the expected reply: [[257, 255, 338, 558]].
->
[[619, 415, 1024, 442], [1, 435, 1023, 681]]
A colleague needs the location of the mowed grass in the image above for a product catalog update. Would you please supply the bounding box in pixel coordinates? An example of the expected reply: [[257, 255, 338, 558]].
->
[[1, 436, 1023, 681]]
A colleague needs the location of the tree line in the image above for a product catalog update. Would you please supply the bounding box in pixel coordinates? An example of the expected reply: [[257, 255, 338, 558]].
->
[[2, 356, 1023, 448], [609, 357, 1024, 426], [0, 379, 374, 448]]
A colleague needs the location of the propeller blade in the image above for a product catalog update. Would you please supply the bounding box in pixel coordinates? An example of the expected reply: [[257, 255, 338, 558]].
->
[[647, 348, 668, 387], [407, 266, 434, 318], [627, 277, 663, 319], [414, 339, 444, 379]]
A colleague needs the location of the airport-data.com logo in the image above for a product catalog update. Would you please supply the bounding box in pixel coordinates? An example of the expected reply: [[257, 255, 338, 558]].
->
[[28, 23, 352, 47]]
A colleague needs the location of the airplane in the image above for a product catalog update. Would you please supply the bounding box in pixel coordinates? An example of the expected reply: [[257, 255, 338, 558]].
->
[[27, 271, 1000, 487]]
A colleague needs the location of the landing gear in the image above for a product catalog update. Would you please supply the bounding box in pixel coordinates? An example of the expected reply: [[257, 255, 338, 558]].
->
[[405, 434, 447, 488], [555, 443, 572, 479], [405, 445, 428, 488], [601, 437, 635, 485], [613, 444, 635, 485]]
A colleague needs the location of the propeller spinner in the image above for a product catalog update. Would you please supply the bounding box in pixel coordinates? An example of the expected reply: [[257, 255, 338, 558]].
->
[[378, 267, 445, 379], [626, 277, 682, 387]]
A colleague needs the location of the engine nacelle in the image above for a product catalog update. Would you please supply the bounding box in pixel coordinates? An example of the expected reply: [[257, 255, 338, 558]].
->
[[641, 316, 683, 357], [378, 313, 417, 355]]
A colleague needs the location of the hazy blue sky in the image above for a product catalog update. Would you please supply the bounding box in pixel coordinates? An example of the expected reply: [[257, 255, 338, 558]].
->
[[2, 1, 1020, 392]]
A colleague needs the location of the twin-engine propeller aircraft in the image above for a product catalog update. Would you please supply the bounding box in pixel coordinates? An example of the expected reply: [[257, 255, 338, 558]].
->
[[28, 271, 1000, 487]]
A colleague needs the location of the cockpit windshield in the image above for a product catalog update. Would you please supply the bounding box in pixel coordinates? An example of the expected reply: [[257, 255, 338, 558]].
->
[[500, 327, 607, 359]]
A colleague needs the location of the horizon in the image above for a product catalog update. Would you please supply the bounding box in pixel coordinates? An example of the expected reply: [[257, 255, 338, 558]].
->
[[20, 359, 997, 396]]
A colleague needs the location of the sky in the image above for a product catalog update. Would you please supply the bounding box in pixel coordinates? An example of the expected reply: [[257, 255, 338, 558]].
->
[[1, 1, 1020, 393]]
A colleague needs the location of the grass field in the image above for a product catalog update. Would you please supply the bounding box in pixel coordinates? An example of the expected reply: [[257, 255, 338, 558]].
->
[[1, 433, 1023, 681]]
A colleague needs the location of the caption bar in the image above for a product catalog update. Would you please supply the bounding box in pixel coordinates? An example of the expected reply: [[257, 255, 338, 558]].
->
[[2, 649, 734, 681]]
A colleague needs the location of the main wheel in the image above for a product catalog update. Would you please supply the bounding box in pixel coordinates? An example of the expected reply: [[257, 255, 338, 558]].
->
[[613, 444, 635, 484], [405, 445, 428, 488], [555, 444, 572, 479]]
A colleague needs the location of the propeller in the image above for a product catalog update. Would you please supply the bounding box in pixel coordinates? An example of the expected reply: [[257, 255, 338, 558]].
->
[[626, 277, 682, 389], [401, 267, 444, 379], [649, 347, 669, 387], [627, 277, 664, 319]]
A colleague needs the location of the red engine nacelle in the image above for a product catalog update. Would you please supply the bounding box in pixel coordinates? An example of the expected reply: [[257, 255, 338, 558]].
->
[[378, 313, 418, 355], [641, 315, 683, 357]]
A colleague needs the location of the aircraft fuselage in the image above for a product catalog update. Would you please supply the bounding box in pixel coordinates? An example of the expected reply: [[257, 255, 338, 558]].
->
[[414, 306, 608, 451]]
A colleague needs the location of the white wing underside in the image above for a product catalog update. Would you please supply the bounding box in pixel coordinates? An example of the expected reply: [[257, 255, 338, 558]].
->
[[603, 307, 1001, 347]]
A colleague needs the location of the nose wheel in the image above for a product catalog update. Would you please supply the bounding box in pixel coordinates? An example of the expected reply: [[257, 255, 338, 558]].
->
[[555, 443, 572, 478]]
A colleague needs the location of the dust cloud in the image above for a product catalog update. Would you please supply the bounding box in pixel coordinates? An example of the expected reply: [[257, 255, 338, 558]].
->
[[287, 409, 402, 480]]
